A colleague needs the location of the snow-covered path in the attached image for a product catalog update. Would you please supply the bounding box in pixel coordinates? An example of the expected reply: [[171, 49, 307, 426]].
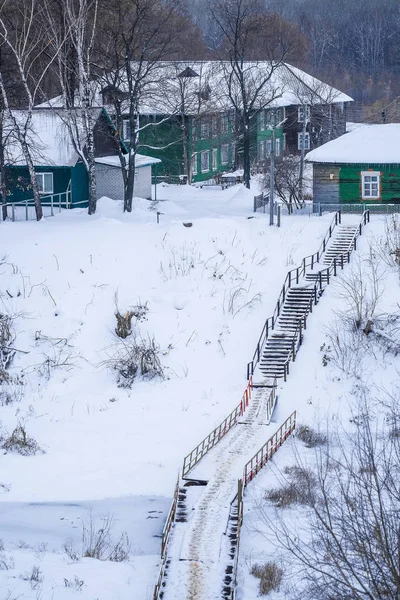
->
[[165, 385, 274, 600]]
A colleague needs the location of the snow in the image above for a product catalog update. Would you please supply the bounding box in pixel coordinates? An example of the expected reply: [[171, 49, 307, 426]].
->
[[5, 109, 102, 167], [95, 154, 161, 169], [1, 182, 395, 599], [306, 123, 400, 164], [0, 182, 340, 599]]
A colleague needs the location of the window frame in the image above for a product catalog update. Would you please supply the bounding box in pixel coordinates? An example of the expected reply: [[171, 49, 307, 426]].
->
[[200, 150, 210, 173], [200, 120, 209, 140], [212, 148, 218, 171], [221, 143, 229, 164], [259, 110, 265, 131], [192, 154, 198, 175], [361, 171, 380, 200], [298, 105, 311, 123], [221, 114, 229, 134], [35, 172, 54, 195], [275, 138, 281, 157], [297, 132, 310, 150]]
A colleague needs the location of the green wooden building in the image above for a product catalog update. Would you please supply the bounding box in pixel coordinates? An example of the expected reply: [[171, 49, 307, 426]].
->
[[306, 124, 400, 205], [102, 61, 352, 184]]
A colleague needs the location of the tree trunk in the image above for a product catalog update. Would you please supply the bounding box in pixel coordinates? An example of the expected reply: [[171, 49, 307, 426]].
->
[[0, 117, 7, 221], [25, 149, 42, 221], [243, 126, 251, 189], [124, 150, 135, 212], [86, 125, 97, 215]]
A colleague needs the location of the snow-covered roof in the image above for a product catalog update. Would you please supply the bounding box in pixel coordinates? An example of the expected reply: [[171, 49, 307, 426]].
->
[[306, 124, 400, 164], [5, 109, 102, 167], [95, 154, 161, 168], [37, 62, 352, 117]]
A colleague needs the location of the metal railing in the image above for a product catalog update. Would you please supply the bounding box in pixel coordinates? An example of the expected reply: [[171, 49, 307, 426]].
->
[[243, 411, 297, 486], [247, 212, 341, 379], [1, 190, 90, 222], [228, 479, 243, 600], [182, 377, 253, 478], [315, 202, 400, 215], [153, 475, 180, 600], [253, 192, 269, 213]]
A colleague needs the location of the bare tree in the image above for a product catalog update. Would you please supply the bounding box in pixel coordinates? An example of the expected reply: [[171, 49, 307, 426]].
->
[[210, 0, 297, 188], [97, 0, 187, 211], [0, 0, 57, 221], [258, 393, 400, 600], [45, 0, 99, 215]]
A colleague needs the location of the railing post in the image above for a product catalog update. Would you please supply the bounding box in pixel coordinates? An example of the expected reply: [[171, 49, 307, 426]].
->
[[339, 210, 342, 224], [323, 239, 326, 253], [329, 225, 332, 238], [282, 284, 286, 302], [51, 194, 54, 217], [257, 342, 260, 363], [341, 254, 344, 269], [327, 269, 330, 285], [314, 285, 317, 305], [319, 202, 322, 216], [318, 271, 322, 290], [277, 204, 281, 227], [25, 200, 28, 221], [59, 194, 62, 213], [354, 237, 357, 250], [288, 271, 292, 287], [333, 257, 337, 276], [12, 203, 15, 222], [296, 267, 299, 284], [359, 222, 362, 235], [302, 257, 306, 274]]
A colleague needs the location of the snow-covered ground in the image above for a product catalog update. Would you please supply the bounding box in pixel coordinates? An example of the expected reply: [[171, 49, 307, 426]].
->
[[1, 182, 396, 599]]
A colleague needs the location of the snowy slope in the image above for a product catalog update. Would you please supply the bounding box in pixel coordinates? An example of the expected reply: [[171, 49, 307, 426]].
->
[[0, 184, 346, 599]]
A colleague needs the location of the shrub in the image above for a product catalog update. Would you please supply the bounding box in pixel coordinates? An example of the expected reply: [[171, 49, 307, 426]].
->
[[104, 335, 164, 388], [266, 465, 316, 508], [251, 561, 284, 595], [296, 424, 327, 448], [1, 424, 42, 456], [82, 513, 130, 562]]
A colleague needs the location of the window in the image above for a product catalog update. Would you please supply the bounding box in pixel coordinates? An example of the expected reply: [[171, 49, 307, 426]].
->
[[192, 154, 198, 175], [200, 150, 210, 172], [211, 116, 218, 137], [298, 132, 310, 150], [275, 138, 281, 156], [221, 143, 229, 164], [35, 172, 53, 194], [298, 105, 310, 123], [259, 110, 265, 131], [221, 114, 229, 134], [200, 121, 209, 139], [361, 171, 380, 199], [122, 119, 131, 141], [212, 148, 218, 171]]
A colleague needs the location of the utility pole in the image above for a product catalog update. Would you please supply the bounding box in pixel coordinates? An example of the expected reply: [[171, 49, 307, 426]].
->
[[298, 103, 308, 203], [269, 109, 275, 226]]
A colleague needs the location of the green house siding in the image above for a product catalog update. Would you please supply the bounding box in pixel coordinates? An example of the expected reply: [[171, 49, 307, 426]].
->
[[6, 166, 72, 203], [139, 115, 183, 177], [5, 163, 89, 208], [339, 164, 400, 203], [71, 162, 89, 207]]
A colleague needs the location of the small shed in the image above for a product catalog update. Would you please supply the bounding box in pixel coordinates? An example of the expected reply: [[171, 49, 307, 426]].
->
[[95, 154, 161, 200], [306, 124, 400, 205]]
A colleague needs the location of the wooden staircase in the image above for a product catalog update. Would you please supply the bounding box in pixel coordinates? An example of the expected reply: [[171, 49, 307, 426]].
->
[[259, 287, 315, 379]]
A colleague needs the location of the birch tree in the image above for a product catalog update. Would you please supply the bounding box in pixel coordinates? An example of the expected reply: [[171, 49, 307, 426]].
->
[[0, 0, 55, 221], [46, 0, 99, 215]]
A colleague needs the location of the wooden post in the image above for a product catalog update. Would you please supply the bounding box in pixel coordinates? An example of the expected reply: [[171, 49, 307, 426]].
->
[[277, 204, 281, 227]]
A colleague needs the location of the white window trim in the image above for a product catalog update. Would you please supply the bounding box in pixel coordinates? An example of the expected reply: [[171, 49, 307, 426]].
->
[[192, 154, 198, 175], [259, 110, 265, 131], [361, 171, 380, 200], [275, 138, 281, 156], [298, 105, 310, 123], [221, 143, 229, 164], [35, 172, 54, 195], [298, 132, 310, 150], [200, 150, 210, 173], [212, 148, 217, 171]]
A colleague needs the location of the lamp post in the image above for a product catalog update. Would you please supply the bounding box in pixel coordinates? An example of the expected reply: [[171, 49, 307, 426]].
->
[[269, 109, 275, 226]]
